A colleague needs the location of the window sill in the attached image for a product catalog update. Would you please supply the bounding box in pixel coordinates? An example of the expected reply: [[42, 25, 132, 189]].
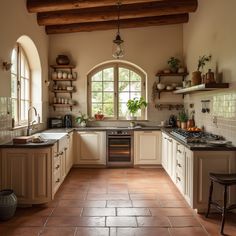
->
[[90, 119, 149, 122]]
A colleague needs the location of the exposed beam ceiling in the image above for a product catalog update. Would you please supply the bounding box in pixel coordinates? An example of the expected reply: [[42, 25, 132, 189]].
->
[[27, 0, 198, 34]]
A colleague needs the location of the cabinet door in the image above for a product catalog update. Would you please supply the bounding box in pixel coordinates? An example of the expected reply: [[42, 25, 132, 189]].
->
[[161, 133, 168, 170], [32, 149, 52, 202], [134, 131, 161, 165], [1, 150, 30, 202], [65, 133, 73, 173], [167, 138, 173, 176], [75, 132, 106, 164]]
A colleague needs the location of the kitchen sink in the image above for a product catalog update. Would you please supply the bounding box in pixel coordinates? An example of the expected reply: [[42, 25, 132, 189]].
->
[[37, 132, 67, 140]]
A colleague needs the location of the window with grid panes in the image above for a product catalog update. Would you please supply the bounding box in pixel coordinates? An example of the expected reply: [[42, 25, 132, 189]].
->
[[88, 63, 146, 120], [11, 44, 31, 125]]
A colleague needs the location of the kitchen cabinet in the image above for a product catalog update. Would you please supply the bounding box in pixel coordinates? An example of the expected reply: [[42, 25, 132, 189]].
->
[[161, 131, 236, 212], [161, 133, 174, 178], [0, 147, 52, 204], [65, 132, 73, 174], [75, 131, 106, 165], [134, 131, 161, 165]]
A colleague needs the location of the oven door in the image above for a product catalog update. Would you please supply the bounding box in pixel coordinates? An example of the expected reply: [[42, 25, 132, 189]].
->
[[107, 135, 133, 167]]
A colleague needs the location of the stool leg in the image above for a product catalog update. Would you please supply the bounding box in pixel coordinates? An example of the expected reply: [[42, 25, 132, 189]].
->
[[220, 185, 228, 235], [206, 181, 213, 218]]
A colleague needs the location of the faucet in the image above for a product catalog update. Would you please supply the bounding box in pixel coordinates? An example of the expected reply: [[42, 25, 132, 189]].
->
[[27, 106, 38, 136]]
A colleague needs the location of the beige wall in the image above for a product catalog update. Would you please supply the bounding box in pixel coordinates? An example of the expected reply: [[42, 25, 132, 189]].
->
[[0, 0, 48, 142], [183, 0, 236, 144], [49, 25, 184, 124]]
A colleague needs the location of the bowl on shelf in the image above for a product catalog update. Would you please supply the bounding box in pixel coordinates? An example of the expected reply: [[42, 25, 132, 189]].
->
[[66, 86, 74, 91], [157, 83, 166, 90], [166, 85, 173, 91]]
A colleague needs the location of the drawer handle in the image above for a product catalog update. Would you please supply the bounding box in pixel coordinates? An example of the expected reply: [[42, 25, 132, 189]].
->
[[177, 163, 181, 168], [177, 177, 181, 182], [56, 178, 60, 183], [177, 150, 182, 154], [56, 164, 60, 169], [168, 139, 172, 142], [67, 134, 70, 139], [64, 147, 68, 151], [59, 151, 64, 155]]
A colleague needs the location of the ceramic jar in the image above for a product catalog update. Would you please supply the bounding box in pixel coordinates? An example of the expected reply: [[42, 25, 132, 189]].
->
[[191, 71, 202, 86], [205, 69, 215, 83], [62, 72, 68, 79], [57, 71, 62, 79], [52, 71, 57, 79], [68, 73, 73, 79], [0, 189, 17, 220], [56, 55, 70, 65]]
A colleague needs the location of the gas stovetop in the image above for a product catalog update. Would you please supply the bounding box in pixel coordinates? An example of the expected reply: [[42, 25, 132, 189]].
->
[[170, 129, 223, 143]]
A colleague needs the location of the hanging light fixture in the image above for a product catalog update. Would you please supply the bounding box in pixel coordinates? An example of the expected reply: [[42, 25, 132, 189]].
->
[[112, 1, 124, 59]]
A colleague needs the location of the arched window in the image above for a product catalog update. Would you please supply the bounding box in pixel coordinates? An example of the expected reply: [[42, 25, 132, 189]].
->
[[11, 43, 31, 125], [88, 62, 146, 120]]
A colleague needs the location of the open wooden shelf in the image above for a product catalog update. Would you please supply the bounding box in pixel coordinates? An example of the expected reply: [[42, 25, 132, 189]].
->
[[156, 72, 189, 77], [51, 78, 76, 81], [173, 83, 229, 94], [51, 103, 74, 111], [50, 65, 76, 69], [52, 90, 75, 93]]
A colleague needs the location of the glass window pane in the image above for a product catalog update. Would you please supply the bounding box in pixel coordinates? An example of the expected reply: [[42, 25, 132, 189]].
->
[[92, 92, 102, 103], [103, 103, 114, 117], [119, 103, 128, 117], [103, 82, 114, 91], [92, 103, 103, 116], [130, 71, 141, 82], [119, 81, 129, 92], [12, 99, 18, 122], [119, 92, 130, 103], [25, 101, 29, 121], [91, 71, 102, 81], [25, 64, 30, 79], [11, 74, 17, 98], [130, 92, 142, 100], [25, 79, 29, 100], [119, 67, 129, 81], [21, 54, 25, 77], [11, 48, 17, 74], [130, 82, 141, 91], [21, 78, 25, 99], [92, 82, 103, 91], [103, 68, 114, 81], [20, 101, 25, 121], [103, 92, 114, 103]]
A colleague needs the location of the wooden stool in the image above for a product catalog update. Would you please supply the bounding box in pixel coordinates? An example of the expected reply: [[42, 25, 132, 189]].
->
[[205, 173, 236, 235]]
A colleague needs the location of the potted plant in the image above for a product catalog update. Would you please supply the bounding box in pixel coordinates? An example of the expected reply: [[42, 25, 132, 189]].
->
[[178, 110, 188, 129], [94, 110, 104, 120], [126, 97, 147, 120], [75, 112, 89, 127], [167, 57, 180, 73], [192, 55, 211, 85]]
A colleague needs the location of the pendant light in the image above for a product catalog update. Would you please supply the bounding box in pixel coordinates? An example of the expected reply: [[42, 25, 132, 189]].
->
[[112, 1, 124, 59]]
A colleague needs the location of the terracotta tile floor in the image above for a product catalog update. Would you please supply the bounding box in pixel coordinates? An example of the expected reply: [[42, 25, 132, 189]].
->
[[0, 168, 236, 236]]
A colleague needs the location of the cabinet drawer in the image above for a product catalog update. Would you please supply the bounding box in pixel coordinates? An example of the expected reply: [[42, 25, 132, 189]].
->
[[53, 169, 61, 188], [176, 173, 184, 193], [54, 155, 60, 170], [176, 143, 184, 155]]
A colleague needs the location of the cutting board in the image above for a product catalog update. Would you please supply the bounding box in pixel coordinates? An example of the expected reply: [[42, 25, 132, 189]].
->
[[13, 136, 33, 144]]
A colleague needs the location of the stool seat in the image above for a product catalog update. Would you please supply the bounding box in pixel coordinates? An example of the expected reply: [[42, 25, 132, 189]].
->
[[209, 173, 236, 185]]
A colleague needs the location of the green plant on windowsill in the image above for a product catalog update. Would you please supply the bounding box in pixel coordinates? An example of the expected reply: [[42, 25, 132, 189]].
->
[[126, 97, 147, 119]]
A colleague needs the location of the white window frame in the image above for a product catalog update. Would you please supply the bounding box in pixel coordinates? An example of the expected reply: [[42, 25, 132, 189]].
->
[[88, 62, 146, 120], [11, 43, 31, 126]]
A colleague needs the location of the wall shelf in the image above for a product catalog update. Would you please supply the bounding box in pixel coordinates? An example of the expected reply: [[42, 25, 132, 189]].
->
[[173, 83, 229, 95], [51, 104, 74, 111], [156, 72, 189, 83]]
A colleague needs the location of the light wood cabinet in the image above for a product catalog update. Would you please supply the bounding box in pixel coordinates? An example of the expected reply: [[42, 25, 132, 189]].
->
[[161, 131, 236, 212], [65, 133, 73, 173], [134, 131, 161, 165], [1, 148, 52, 204], [75, 131, 106, 165]]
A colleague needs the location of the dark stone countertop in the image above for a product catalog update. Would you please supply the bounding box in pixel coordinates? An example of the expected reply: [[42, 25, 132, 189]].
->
[[0, 139, 57, 148], [162, 128, 236, 151]]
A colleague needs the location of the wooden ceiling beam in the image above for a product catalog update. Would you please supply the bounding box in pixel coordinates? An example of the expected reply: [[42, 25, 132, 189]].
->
[[38, 0, 197, 26], [46, 14, 189, 34], [27, 0, 160, 13]]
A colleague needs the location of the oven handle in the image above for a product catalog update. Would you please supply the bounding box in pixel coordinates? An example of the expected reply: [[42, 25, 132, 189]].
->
[[108, 135, 132, 139]]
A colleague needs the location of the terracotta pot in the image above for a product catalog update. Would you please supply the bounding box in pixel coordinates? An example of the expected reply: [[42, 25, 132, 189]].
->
[[56, 55, 70, 65], [181, 122, 187, 129], [176, 120, 181, 128], [191, 71, 202, 86], [187, 119, 195, 129]]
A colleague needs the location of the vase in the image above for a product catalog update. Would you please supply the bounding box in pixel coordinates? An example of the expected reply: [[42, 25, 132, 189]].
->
[[176, 120, 181, 128], [80, 121, 86, 127], [0, 189, 17, 220], [56, 55, 70, 65], [191, 71, 202, 86]]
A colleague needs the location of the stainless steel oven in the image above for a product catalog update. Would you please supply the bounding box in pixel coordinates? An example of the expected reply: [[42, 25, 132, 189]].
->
[[107, 130, 133, 167]]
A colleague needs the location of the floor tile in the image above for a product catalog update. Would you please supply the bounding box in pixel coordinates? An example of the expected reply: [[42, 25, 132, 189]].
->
[[75, 227, 109, 236], [82, 207, 116, 216], [129, 193, 157, 200], [160, 200, 189, 208], [150, 207, 193, 216], [51, 207, 83, 216], [86, 193, 129, 200], [169, 227, 208, 236], [0, 226, 42, 236], [58, 200, 106, 207], [117, 208, 151, 216], [106, 217, 137, 227], [107, 200, 132, 207], [137, 216, 170, 227], [168, 216, 201, 227], [41, 227, 76, 236], [132, 200, 161, 207], [46, 216, 105, 227], [117, 227, 170, 236]]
